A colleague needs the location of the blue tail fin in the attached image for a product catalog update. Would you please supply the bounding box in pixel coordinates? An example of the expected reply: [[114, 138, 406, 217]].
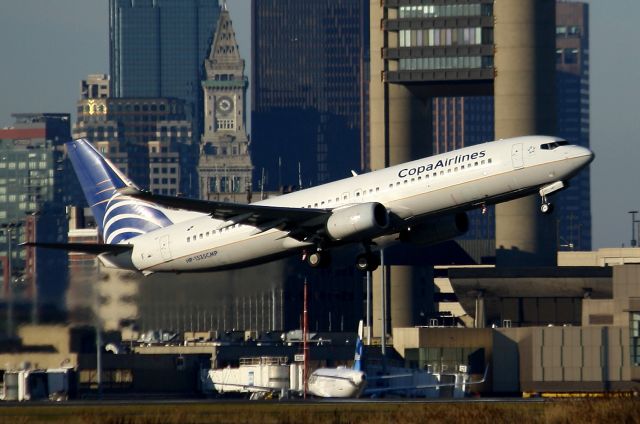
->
[[353, 320, 364, 372], [66, 139, 173, 244]]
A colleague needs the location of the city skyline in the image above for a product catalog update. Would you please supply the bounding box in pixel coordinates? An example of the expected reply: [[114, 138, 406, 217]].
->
[[0, 0, 638, 249]]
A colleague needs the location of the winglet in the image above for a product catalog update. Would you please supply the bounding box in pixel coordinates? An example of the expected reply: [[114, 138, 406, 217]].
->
[[351, 170, 358, 177]]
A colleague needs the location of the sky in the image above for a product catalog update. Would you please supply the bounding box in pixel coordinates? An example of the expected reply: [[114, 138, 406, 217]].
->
[[0, 0, 638, 249]]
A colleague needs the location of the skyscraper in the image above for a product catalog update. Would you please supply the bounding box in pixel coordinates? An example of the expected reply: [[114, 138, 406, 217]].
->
[[109, 0, 220, 135], [555, 1, 591, 250], [251, 0, 369, 190]]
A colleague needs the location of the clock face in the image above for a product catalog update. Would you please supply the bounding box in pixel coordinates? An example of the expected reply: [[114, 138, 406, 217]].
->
[[217, 96, 233, 115]]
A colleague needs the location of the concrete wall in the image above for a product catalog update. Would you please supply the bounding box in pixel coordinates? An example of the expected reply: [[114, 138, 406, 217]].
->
[[501, 326, 633, 392], [613, 265, 640, 326], [559, 248, 640, 267], [18, 325, 71, 354], [582, 299, 614, 326]]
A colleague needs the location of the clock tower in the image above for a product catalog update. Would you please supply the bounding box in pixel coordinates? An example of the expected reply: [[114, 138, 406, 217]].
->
[[198, 3, 252, 202]]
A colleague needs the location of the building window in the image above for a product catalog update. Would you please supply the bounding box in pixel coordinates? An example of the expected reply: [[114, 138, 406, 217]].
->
[[216, 119, 235, 131], [631, 312, 640, 366], [564, 48, 578, 64]]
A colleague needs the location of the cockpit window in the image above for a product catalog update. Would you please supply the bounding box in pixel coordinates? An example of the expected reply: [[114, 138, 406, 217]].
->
[[540, 140, 569, 150]]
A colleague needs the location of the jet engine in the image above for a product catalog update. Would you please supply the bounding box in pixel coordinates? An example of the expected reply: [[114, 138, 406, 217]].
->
[[325, 202, 389, 241], [399, 212, 469, 245]]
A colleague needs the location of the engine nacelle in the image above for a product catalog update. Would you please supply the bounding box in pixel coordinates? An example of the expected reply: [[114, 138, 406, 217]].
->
[[399, 212, 469, 246], [325, 203, 389, 241]]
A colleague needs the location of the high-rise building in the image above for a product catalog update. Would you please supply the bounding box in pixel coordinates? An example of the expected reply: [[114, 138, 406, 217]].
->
[[555, 1, 590, 250], [198, 5, 253, 203], [109, 0, 220, 136], [251, 0, 369, 189], [0, 113, 75, 323]]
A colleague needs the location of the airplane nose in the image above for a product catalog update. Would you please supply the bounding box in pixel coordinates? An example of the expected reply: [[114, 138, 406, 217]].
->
[[573, 146, 594, 166], [583, 148, 595, 165]]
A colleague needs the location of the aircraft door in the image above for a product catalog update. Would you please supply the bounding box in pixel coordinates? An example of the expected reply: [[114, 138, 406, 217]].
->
[[158, 235, 172, 260], [511, 143, 524, 169]]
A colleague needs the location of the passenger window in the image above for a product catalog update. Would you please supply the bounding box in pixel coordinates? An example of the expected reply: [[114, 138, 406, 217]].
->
[[454, 167, 458, 172], [396, 182, 400, 186], [389, 183, 393, 188], [404, 180, 408, 184], [461, 165, 465, 170], [187, 237, 190, 242], [411, 178, 415, 182], [488, 158, 492, 164], [199, 234, 203, 239], [206, 232, 210, 237], [440, 171, 444, 176], [481, 160, 485, 165]]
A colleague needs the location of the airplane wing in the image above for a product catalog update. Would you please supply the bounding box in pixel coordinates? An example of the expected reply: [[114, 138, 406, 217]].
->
[[21, 242, 133, 255], [118, 188, 329, 238], [364, 365, 489, 395]]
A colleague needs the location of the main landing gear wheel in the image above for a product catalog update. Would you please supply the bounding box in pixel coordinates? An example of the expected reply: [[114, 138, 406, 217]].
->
[[540, 202, 554, 214], [355, 252, 380, 272], [307, 250, 331, 268]]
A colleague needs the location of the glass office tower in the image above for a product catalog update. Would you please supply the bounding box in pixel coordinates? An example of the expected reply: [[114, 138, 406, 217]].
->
[[251, 0, 369, 189], [109, 0, 220, 135]]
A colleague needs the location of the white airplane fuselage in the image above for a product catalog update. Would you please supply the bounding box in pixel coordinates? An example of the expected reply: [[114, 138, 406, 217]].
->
[[306, 367, 367, 398], [102, 136, 592, 273]]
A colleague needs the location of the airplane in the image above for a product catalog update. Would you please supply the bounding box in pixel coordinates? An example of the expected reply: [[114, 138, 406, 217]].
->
[[25, 135, 593, 273], [306, 320, 367, 398], [306, 320, 489, 398], [209, 320, 488, 399]]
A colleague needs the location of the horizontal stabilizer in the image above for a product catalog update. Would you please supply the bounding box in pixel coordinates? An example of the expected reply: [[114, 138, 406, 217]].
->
[[21, 242, 133, 255]]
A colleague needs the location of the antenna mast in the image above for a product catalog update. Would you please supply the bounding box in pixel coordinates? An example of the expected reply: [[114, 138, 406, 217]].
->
[[303, 278, 308, 399]]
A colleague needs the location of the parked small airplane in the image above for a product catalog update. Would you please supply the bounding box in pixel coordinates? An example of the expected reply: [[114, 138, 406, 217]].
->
[[25, 136, 593, 273]]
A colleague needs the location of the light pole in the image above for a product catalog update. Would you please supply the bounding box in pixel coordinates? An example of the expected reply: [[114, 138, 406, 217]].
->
[[629, 211, 639, 247], [1, 222, 21, 338]]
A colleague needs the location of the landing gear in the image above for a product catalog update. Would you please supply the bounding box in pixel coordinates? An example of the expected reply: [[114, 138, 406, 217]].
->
[[355, 252, 380, 272], [305, 249, 331, 268], [538, 181, 564, 215]]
